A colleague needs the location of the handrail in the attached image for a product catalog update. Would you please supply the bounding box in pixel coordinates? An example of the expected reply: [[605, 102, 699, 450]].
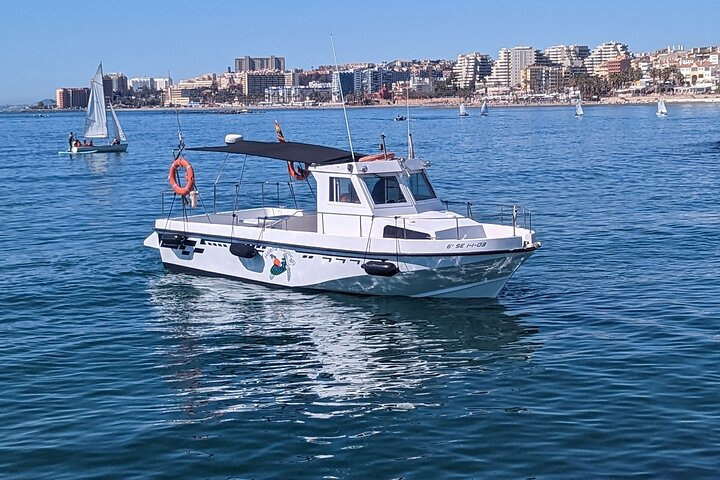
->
[[161, 182, 535, 238], [162, 188, 534, 231]]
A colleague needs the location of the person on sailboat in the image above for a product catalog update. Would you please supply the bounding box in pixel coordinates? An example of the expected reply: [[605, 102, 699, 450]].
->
[[68, 131, 75, 150]]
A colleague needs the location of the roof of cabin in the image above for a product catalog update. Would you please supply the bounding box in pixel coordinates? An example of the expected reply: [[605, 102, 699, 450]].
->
[[187, 140, 366, 165]]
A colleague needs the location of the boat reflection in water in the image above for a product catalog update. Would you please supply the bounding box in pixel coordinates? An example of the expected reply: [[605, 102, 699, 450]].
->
[[148, 275, 539, 422]]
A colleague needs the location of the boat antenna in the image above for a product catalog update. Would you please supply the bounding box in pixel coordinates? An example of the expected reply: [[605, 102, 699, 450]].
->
[[169, 70, 185, 159], [406, 83, 415, 159], [330, 34, 355, 160]]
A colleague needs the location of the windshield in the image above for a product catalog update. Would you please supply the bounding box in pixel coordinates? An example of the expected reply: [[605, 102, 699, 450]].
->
[[408, 172, 436, 201], [362, 175, 406, 205]]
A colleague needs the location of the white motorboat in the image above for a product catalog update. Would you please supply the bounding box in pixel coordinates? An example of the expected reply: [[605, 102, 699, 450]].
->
[[144, 134, 540, 299]]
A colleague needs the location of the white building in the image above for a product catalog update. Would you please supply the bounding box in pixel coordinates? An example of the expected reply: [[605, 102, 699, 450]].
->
[[679, 62, 717, 86], [153, 77, 172, 90], [130, 76, 173, 92], [452, 52, 493, 89], [487, 47, 538, 88], [586, 42, 630, 76], [544, 44, 590, 76], [129, 77, 152, 91], [265, 85, 331, 104]]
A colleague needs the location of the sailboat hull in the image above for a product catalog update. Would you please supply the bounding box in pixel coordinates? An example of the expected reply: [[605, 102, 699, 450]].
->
[[70, 144, 128, 153]]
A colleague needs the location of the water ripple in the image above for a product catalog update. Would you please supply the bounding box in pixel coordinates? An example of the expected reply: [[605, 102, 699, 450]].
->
[[2, 106, 720, 479]]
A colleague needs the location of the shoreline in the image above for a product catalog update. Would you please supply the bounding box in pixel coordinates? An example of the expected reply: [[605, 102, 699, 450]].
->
[[12, 94, 720, 114]]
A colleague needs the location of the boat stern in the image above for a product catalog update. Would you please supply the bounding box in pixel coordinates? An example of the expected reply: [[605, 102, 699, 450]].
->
[[143, 232, 160, 249]]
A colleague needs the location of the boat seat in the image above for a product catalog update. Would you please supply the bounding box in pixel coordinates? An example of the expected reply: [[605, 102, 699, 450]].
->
[[263, 215, 293, 229]]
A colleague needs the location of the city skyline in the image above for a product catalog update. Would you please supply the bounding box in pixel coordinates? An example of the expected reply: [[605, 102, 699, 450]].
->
[[2, 0, 719, 104]]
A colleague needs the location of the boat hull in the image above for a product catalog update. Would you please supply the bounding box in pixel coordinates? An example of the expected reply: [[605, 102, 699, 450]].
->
[[71, 144, 128, 153], [145, 232, 537, 299]]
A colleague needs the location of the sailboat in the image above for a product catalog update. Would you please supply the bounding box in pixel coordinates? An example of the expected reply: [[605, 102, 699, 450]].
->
[[64, 63, 128, 154], [459, 102, 469, 117], [480, 98, 488, 116], [574, 98, 584, 117], [656, 99, 668, 117]]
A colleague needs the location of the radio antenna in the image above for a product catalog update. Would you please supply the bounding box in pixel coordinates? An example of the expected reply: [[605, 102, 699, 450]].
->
[[169, 70, 185, 159], [330, 34, 356, 160], [406, 83, 414, 159]]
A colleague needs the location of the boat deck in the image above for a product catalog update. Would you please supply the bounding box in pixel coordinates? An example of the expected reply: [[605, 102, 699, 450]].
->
[[185, 210, 318, 232]]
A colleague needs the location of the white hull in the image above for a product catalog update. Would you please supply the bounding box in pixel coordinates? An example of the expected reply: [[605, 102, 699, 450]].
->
[[145, 229, 536, 298], [69, 144, 128, 154]]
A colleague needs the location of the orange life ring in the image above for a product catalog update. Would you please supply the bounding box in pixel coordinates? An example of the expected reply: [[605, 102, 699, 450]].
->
[[359, 152, 395, 162], [168, 157, 195, 196], [287, 161, 310, 180]]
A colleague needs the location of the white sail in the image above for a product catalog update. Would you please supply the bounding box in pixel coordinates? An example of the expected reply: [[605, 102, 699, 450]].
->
[[480, 99, 488, 115], [459, 103, 468, 116], [84, 64, 108, 138], [575, 99, 584, 116], [109, 102, 126, 142], [657, 99, 667, 116]]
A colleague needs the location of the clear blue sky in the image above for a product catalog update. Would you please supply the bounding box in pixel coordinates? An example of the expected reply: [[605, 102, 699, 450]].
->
[[2, 0, 718, 104]]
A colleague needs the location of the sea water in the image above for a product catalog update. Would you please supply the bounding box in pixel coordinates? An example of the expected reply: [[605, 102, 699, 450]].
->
[[1, 103, 720, 478]]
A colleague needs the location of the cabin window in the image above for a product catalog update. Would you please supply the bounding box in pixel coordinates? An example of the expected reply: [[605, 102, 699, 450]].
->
[[329, 177, 360, 203], [408, 172, 436, 201], [362, 175, 406, 205]]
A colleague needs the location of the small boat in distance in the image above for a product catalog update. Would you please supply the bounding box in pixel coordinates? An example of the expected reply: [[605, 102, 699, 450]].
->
[[480, 98, 488, 116], [62, 63, 128, 154], [575, 98, 584, 117], [459, 103, 469, 117], [656, 99, 668, 117], [394, 114, 407, 121]]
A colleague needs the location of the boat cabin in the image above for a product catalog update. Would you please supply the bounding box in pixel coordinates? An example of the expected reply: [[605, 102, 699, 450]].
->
[[311, 157, 444, 236], [186, 138, 489, 242]]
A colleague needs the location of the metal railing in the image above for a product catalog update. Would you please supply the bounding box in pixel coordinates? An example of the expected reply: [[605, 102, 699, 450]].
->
[[161, 182, 534, 241]]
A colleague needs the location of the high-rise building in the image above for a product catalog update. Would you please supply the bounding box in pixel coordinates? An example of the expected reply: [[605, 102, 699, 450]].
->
[[153, 77, 172, 90], [55, 87, 90, 109], [520, 65, 564, 93], [586, 42, 630, 76], [452, 52, 493, 89], [105, 73, 129, 94], [544, 44, 590, 65], [241, 71, 287, 95], [487, 47, 538, 88], [234, 55, 285, 72], [129, 77, 153, 91], [332, 70, 357, 102]]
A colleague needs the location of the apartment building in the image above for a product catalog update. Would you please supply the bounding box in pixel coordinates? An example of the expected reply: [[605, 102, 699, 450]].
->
[[520, 65, 564, 93], [234, 55, 285, 72], [585, 42, 630, 76], [55, 87, 90, 108], [452, 52, 493, 89], [543, 44, 590, 77], [487, 47, 538, 88]]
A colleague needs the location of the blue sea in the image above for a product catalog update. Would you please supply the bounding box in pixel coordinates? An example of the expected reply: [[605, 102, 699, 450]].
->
[[2, 103, 720, 478]]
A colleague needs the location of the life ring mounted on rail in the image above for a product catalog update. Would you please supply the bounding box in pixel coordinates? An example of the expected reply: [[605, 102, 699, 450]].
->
[[168, 157, 195, 196], [287, 161, 310, 181], [358, 152, 395, 162]]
